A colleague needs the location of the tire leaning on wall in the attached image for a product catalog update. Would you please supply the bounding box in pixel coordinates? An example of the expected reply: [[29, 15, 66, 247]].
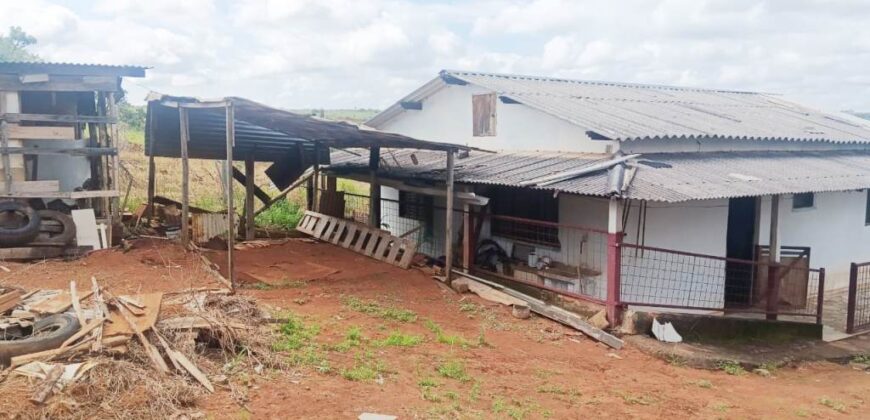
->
[[0, 201, 42, 247], [34, 209, 77, 245]]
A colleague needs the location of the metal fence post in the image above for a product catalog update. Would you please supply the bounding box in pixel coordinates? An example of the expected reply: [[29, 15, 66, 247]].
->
[[816, 268, 825, 325], [606, 232, 623, 325], [847, 263, 858, 333]]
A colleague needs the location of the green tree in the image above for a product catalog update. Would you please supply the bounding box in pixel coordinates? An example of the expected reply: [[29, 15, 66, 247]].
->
[[0, 26, 39, 61], [118, 101, 146, 131]]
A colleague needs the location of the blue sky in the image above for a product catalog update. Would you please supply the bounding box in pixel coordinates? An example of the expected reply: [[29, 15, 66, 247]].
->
[[4, 0, 870, 112]]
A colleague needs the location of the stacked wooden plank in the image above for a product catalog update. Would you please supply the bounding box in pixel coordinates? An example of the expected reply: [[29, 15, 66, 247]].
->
[[296, 210, 417, 269]]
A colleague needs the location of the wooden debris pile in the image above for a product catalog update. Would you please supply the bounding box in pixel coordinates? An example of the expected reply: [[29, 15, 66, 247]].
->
[[0, 280, 265, 410]]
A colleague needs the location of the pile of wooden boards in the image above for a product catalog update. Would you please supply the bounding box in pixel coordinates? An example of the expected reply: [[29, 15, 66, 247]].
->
[[452, 275, 624, 350], [0, 280, 219, 403], [296, 210, 417, 268]]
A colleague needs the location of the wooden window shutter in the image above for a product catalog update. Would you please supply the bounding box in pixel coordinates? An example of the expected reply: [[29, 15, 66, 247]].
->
[[472, 93, 497, 136]]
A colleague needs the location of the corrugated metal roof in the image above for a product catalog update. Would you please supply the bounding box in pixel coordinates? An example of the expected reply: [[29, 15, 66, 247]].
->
[[146, 94, 472, 162], [0, 61, 147, 77], [626, 150, 870, 201], [368, 70, 870, 144], [329, 148, 870, 202]]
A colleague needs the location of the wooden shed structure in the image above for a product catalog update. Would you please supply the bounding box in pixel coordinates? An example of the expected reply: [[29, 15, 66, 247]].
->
[[0, 61, 146, 249], [145, 93, 470, 286]]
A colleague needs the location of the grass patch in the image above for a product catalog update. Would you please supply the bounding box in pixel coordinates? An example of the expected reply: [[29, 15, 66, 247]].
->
[[247, 279, 308, 291], [255, 197, 305, 229], [491, 396, 538, 420], [273, 316, 320, 352], [536, 384, 579, 396], [425, 318, 475, 348], [436, 359, 470, 382], [331, 326, 364, 352], [619, 391, 658, 406], [717, 360, 746, 376], [459, 302, 479, 313], [343, 296, 417, 323], [852, 353, 870, 364], [341, 352, 385, 382], [712, 402, 732, 412], [695, 379, 713, 389], [376, 331, 423, 347], [666, 354, 687, 367], [819, 396, 847, 413], [272, 315, 330, 372]]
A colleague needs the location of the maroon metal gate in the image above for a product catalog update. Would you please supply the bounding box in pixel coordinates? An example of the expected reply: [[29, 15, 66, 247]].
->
[[847, 262, 870, 333]]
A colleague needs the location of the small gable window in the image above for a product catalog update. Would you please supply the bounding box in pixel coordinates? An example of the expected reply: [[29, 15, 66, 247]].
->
[[472, 93, 497, 137], [793, 192, 814, 210]]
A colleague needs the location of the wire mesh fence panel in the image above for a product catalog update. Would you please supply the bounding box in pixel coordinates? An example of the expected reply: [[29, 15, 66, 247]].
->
[[620, 243, 823, 320], [847, 262, 870, 333], [469, 214, 610, 303]]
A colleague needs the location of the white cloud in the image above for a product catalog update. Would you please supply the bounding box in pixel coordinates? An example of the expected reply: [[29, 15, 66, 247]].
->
[[2, 0, 868, 112]]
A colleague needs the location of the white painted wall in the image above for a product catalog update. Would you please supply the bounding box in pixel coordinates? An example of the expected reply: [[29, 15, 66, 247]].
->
[[758, 191, 870, 290], [379, 84, 612, 154], [26, 140, 91, 191], [620, 199, 730, 307]]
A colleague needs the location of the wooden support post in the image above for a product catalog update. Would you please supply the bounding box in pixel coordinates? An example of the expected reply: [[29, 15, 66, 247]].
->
[[312, 142, 320, 212], [444, 149, 455, 284], [766, 194, 781, 320], [368, 146, 381, 228], [225, 103, 236, 289], [108, 92, 122, 224], [606, 197, 623, 326], [146, 103, 157, 219], [96, 93, 111, 220], [462, 203, 472, 271], [0, 120, 11, 193], [244, 157, 255, 241], [179, 107, 191, 245]]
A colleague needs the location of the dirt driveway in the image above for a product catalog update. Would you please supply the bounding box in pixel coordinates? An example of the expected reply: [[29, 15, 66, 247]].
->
[[2, 239, 869, 419]]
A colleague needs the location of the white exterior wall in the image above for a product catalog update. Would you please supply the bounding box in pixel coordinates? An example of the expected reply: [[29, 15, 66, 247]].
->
[[758, 191, 870, 290], [620, 199, 730, 307], [379, 84, 612, 153]]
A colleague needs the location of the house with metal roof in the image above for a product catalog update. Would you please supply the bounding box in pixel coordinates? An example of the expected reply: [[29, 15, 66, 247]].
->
[[326, 70, 870, 333]]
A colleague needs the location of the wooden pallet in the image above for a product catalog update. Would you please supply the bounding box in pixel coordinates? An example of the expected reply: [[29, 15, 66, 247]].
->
[[296, 211, 417, 269]]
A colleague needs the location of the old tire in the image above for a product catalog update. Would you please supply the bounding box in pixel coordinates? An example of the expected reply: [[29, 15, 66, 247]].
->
[[0, 313, 80, 366], [34, 210, 76, 245], [0, 201, 41, 247]]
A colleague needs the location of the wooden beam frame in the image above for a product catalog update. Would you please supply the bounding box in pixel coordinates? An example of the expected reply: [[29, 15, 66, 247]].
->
[[244, 157, 255, 240], [368, 146, 381, 228], [179, 107, 191, 245], [766, 194, 781, 320], [225, 103, 236, 289], [444, 149, 455, 284]]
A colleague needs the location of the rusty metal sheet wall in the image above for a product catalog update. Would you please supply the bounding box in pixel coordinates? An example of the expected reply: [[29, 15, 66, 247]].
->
[[191, 213, 237, 243]]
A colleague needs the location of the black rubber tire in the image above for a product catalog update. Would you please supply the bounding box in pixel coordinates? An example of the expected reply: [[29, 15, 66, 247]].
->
[[34, 210, 76, 245], [0, 201, 41, 247], [0, 313, 80, 366]]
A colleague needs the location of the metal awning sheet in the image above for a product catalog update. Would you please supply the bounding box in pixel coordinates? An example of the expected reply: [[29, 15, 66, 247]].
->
[[330, 148, 870, 202], [145, 94, 469, 162]]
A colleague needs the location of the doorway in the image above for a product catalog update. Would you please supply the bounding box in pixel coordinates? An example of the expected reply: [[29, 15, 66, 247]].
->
[[725, 197, 758, 306]]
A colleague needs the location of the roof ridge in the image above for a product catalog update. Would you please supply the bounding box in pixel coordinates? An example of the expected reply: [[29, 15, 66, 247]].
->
[[441, 69, 764, 95]]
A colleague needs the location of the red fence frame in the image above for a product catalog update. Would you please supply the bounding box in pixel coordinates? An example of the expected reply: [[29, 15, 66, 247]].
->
[[847, 262, 870, 333], [619, 242, 825, 322]]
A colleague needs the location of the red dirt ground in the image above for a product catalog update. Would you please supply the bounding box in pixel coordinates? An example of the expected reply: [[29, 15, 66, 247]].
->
[[2, 239, 869, 419]]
